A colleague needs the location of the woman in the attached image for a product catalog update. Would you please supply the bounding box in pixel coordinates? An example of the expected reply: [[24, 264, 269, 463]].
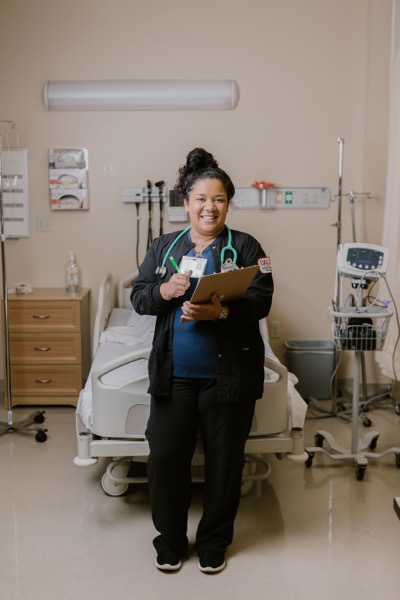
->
[[131, 148, 273, 573]]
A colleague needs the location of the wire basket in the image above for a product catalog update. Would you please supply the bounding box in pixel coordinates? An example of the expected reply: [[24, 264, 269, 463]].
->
[[327, 306, 393, 351]]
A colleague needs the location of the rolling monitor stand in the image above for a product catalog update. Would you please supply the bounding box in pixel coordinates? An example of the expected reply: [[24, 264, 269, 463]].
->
[[305, 243, 400, 480]]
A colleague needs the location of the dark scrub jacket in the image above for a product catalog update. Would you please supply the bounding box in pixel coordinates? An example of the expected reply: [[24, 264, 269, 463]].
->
[[131, 227, 274, 403]]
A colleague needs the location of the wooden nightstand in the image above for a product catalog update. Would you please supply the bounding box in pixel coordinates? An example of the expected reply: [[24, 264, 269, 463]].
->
[[1, 288, 90, 407]]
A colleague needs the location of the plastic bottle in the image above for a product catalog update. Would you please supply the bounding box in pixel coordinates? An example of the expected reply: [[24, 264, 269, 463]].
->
[[66, 251, 80, 292]]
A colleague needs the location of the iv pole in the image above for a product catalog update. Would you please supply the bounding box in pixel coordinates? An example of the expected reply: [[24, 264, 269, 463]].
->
[[330, 137, 390, 418], [0, 121, 47, 441], [335, 137, 344, 304], [325, 137, 345, 411]]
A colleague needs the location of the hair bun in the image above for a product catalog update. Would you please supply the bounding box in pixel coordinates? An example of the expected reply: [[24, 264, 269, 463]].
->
[[175, 147, 235, 201], [186, 148, 219, 173]]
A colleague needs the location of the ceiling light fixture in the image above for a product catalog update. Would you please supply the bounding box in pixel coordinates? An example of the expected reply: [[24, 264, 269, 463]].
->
[[43, 79, 239, 111]]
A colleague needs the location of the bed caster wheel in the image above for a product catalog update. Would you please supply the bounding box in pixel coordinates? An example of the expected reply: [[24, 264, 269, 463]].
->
[[395, 453, 400, 469], [34, 412, 45, 424], [369, 435, 379, 451], [101, 473, 129, 497], [337, 402, 346, 412], [35, 429, 47, 443], [315, 434, 324, 447], [275, 452, 285, 460], [395, 404, 400, 416], [362, 416, 372, 428], [356, 465, 366, 481], [305, 452, 314, 468]]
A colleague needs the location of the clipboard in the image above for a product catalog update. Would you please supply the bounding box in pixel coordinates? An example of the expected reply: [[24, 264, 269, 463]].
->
[[190, 265, 259, 304]]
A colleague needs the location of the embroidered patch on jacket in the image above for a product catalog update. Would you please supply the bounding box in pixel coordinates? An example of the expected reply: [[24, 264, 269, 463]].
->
[[257, 257, 272, 273]]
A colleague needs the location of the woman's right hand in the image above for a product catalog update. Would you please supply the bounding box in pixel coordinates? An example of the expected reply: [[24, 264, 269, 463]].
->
[[160, 271, 192, 301]]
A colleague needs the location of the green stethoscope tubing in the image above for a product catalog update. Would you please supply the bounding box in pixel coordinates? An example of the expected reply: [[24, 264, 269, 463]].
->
[[157, 224, 237, 276]]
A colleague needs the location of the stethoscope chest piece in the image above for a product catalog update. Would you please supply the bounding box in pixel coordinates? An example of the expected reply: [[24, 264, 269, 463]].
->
[[155, 265, 167, 278], [221, 258, 239, 272]]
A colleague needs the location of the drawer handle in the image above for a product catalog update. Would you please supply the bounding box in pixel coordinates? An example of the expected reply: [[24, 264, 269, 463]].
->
[[35, 379, 52, 384], [33, 314, 50, 319], [34, 346, 51, 352]]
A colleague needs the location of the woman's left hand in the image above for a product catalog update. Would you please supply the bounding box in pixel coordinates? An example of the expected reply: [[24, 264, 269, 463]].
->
[[181, 293, 221, 322]]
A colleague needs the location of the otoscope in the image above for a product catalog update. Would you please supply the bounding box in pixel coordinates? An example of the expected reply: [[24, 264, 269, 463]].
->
[[155, 180, 165, 236], [146, 179, 153, 250]]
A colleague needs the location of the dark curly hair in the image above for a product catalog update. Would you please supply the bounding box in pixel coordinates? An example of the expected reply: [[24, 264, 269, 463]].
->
[[175, 147, 235, 201]]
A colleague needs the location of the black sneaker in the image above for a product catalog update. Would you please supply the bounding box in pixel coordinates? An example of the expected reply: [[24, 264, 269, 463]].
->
[[155, 550, 182, 571], [198, 550, 226, 573]]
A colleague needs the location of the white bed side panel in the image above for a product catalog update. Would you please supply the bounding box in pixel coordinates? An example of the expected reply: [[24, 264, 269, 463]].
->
[[92, 349, 151, 438]]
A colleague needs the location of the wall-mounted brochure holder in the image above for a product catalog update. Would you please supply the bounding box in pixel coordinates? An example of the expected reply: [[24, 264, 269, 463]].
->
[[48, 148, 89, 210]]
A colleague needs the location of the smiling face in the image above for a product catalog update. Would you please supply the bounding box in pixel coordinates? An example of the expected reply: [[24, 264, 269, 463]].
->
[[184, 178, 229, 241]]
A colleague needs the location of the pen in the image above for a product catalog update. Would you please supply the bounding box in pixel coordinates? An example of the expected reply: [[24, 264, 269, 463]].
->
[[169, 255, 180, 272]]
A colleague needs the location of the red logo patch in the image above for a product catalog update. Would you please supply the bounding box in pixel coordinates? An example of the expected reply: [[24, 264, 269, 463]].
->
[[257, 257, 272, 273]]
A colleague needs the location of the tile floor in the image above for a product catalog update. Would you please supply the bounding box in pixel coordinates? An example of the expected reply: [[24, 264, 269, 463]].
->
[[1, 398, 400, 600]]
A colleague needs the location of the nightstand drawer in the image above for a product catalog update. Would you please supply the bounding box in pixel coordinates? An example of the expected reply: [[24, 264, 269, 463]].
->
[[9, 333, 81, 364], [8, 302, 81, 332], [10, 365, 82, 397]]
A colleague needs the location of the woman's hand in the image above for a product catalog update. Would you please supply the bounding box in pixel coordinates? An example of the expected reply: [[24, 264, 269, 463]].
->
[[180, 293, 221, 322], [160, 272, 192, 301]]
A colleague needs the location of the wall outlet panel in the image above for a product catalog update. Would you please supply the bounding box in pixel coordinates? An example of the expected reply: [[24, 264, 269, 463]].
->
[[232, 187, 331, 210], [36, 214, 53, 232], [270, 321, 281, 338]]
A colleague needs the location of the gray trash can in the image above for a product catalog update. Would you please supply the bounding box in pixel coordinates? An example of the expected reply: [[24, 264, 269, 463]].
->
[[284, 340, 335, 399]]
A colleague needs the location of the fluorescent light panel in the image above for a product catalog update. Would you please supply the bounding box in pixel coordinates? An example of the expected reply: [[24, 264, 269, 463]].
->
[[43, 79, 239, 111]]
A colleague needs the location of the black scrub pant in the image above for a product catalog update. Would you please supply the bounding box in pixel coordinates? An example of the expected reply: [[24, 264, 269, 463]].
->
[[145, 378, 257, 556]]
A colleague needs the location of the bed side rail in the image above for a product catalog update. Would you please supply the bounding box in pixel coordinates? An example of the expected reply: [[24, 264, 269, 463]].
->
[[264, 355, 287, 381], [92, 346, 152, 390], [92, 273, 114, 358], [118, 271, 138, 308]]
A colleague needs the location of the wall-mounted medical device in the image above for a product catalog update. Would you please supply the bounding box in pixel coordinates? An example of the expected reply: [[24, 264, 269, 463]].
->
[[336, 243, 389, 278], [1, 148, 30, 237], [121, 186, 188, 222], [122, 186, 167, 204], [167, 190, 188, 223], [232, 186, 331, 210]]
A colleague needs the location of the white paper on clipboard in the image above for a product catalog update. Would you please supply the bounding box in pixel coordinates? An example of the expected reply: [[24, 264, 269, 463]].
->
[[190, 265, 259, 304]]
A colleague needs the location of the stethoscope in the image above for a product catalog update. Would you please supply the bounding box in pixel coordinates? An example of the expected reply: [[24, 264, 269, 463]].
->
[[155, 225, 238, 277]]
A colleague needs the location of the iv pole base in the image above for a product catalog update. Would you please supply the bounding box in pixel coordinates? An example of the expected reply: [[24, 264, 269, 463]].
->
[[305, 352, 400, 480], [0, 409, 48, 442], [305, 432, 400, 481]]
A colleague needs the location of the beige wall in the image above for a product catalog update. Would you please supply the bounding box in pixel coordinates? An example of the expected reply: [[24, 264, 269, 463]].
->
[[0, 0, 392, 380]]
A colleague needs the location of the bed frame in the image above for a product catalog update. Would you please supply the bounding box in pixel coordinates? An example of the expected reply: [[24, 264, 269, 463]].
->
[[74, 273, 307, 496]]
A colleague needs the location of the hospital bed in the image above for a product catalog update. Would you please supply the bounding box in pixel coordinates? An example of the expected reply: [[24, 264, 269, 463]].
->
[[74, 273, 308, 496]]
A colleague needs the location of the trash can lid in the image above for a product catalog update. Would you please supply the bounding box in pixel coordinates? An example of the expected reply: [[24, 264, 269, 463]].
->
[[284, 340, 335, 352]]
